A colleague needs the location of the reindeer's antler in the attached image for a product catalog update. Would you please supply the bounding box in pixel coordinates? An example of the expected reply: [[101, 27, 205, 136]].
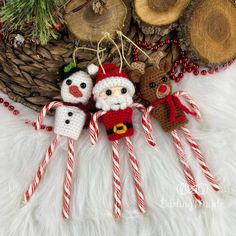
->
[[149, 50, 167, 69], [130, 62, 146, 74], [129, 62, 146, 84]]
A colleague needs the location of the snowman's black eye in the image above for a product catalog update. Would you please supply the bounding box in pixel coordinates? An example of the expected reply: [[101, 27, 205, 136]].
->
[[149, 82, 156, 88], [106, 89, 112, 96], [80, 83, 86, 89], [66, 79, 72, 85], [162, 77, 168, 82], [121, 88, 127, 94]]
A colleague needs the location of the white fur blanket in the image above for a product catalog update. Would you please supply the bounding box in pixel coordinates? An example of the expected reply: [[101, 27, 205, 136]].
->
[[0, 64, 236, 236]]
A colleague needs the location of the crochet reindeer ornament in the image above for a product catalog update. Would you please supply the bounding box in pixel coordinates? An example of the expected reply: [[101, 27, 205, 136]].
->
[[89, 63, 154, 219], [22, 63, 93, 219], [130, 58, 220, 205]]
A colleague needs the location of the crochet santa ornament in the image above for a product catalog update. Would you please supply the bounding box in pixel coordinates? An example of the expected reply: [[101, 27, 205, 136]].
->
[[92, 64, 135, 141], [22, 63, 93, 220], [89, 63, 155, 219]]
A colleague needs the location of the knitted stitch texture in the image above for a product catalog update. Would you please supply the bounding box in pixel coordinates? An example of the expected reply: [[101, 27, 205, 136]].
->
[[151, 97, 188, 132], [61, 71, 93, 104], [55, 66, 93, 139], [93, 64, 135, 99], [101, 107, 134, 141], [54, 106, 86, 140], [130, 64, 189, 132]]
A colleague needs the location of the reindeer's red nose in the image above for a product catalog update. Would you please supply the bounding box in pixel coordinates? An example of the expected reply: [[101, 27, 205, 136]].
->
[[69, 85, 83, 97], [158, 84, 167, 93]]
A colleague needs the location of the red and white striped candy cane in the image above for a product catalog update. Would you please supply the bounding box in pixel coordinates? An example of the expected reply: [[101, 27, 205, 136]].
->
[[23, 134, 60, 204], [132, 103, 146, 113], [181, 126, 220, 191], [133, 103, 155, 147], [89, 110, 107, 144], [35, 101, 63, 130], [144, 106, 154, 132], [125, 137, 146, 213], [62, 139, 75, 220], [143, 106, 155, 146], [174, 91, 202, 120], [171, 129, 203, 205], [111, 140, 122, 219]]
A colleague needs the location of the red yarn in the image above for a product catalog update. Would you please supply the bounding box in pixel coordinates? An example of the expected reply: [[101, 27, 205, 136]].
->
[[166, 95, 186, 123], [0, 22, 3, 39], [101, 107, 134, 141], [151, 94, 197, 124], [96, 64, 129, 84], [172, 95, 197, 117]]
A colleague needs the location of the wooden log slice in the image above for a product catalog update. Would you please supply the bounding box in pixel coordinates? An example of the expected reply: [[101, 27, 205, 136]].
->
[[64, 0, 130, 43], [179, 0, 236, 67], [133, 0, 190, 35]]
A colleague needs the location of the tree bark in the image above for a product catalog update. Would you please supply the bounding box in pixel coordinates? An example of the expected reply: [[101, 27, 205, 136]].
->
[[133, 0, 189, 35]]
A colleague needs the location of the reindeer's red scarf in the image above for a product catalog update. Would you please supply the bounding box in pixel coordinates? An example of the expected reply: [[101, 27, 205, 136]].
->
[[151, 95, 197, 124]]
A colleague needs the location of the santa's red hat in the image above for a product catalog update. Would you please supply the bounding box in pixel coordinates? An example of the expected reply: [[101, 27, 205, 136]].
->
[[88, 64, 135, 99]]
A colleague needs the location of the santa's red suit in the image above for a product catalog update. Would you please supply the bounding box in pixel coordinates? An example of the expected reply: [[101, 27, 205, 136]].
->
[[102, 107, 134, 141]]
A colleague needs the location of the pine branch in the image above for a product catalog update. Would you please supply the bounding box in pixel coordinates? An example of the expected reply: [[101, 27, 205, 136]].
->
[[0, 0, 63, 44]]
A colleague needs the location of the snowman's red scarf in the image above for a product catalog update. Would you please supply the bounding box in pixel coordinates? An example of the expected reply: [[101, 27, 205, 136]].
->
[[63, 102, 91, 128], [151, 94, 197, 123]]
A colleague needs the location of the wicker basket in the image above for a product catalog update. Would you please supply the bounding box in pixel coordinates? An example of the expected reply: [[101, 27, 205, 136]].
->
[[0, 23, 175, 112]]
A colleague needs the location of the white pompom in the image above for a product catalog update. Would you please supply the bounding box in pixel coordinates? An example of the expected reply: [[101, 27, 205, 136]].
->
[[87, 64, 99, 76]]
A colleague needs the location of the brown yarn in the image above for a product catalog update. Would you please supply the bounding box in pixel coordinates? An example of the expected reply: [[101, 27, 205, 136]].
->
[[130, 57, 188, 132], [151, 102, 188, 132]]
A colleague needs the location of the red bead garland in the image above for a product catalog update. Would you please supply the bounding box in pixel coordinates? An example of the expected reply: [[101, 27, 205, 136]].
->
[[0, 22, 3, 39], [132, 39, 235, 83], [0, 96, 53, 132]]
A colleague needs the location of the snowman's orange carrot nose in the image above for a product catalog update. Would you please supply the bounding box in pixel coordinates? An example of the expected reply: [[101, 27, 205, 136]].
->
[[69, 85, 83, 97]]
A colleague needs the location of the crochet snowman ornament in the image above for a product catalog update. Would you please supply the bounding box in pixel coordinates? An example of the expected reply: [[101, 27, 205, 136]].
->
[[89, 63, 154, 219], [22, 63, 93, 219]]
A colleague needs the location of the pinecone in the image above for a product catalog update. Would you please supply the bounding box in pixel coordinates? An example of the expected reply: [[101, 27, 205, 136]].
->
[[92, 0, 107, 15], [3, 22, 36, 47], [3, 30, 22, 46]]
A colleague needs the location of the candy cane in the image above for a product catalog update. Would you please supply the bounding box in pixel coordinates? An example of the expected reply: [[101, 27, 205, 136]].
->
[[89, 110, 107, 144], [125, 137, 146, 213], [133, 103, 156, 147], [23, 134, 60, 204], [171, 130, 203, 205], [143, 106, 155, 146], [144, 106, 154, 132], [181, 126, 220, 192], [132, 103, 145, 112], [35, 101, 63, 130], [62, 139, 75, 220], [112, 140, 122, 219], [174, 91, 202, 120]]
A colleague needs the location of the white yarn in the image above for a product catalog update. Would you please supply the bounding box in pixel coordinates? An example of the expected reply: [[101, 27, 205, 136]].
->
[[61, 71, 93, 104], [93, 76, 135, 99], [56, 70, 93, 139], [54, 106, 86, 140], [87, 64, 99, 76]]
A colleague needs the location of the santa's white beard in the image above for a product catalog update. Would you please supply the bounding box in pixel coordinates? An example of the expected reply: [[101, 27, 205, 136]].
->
[[96, 95, 133, 111]]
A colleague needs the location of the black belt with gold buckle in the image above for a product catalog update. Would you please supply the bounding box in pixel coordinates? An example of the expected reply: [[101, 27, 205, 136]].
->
[[107, 122, 133, 135]]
